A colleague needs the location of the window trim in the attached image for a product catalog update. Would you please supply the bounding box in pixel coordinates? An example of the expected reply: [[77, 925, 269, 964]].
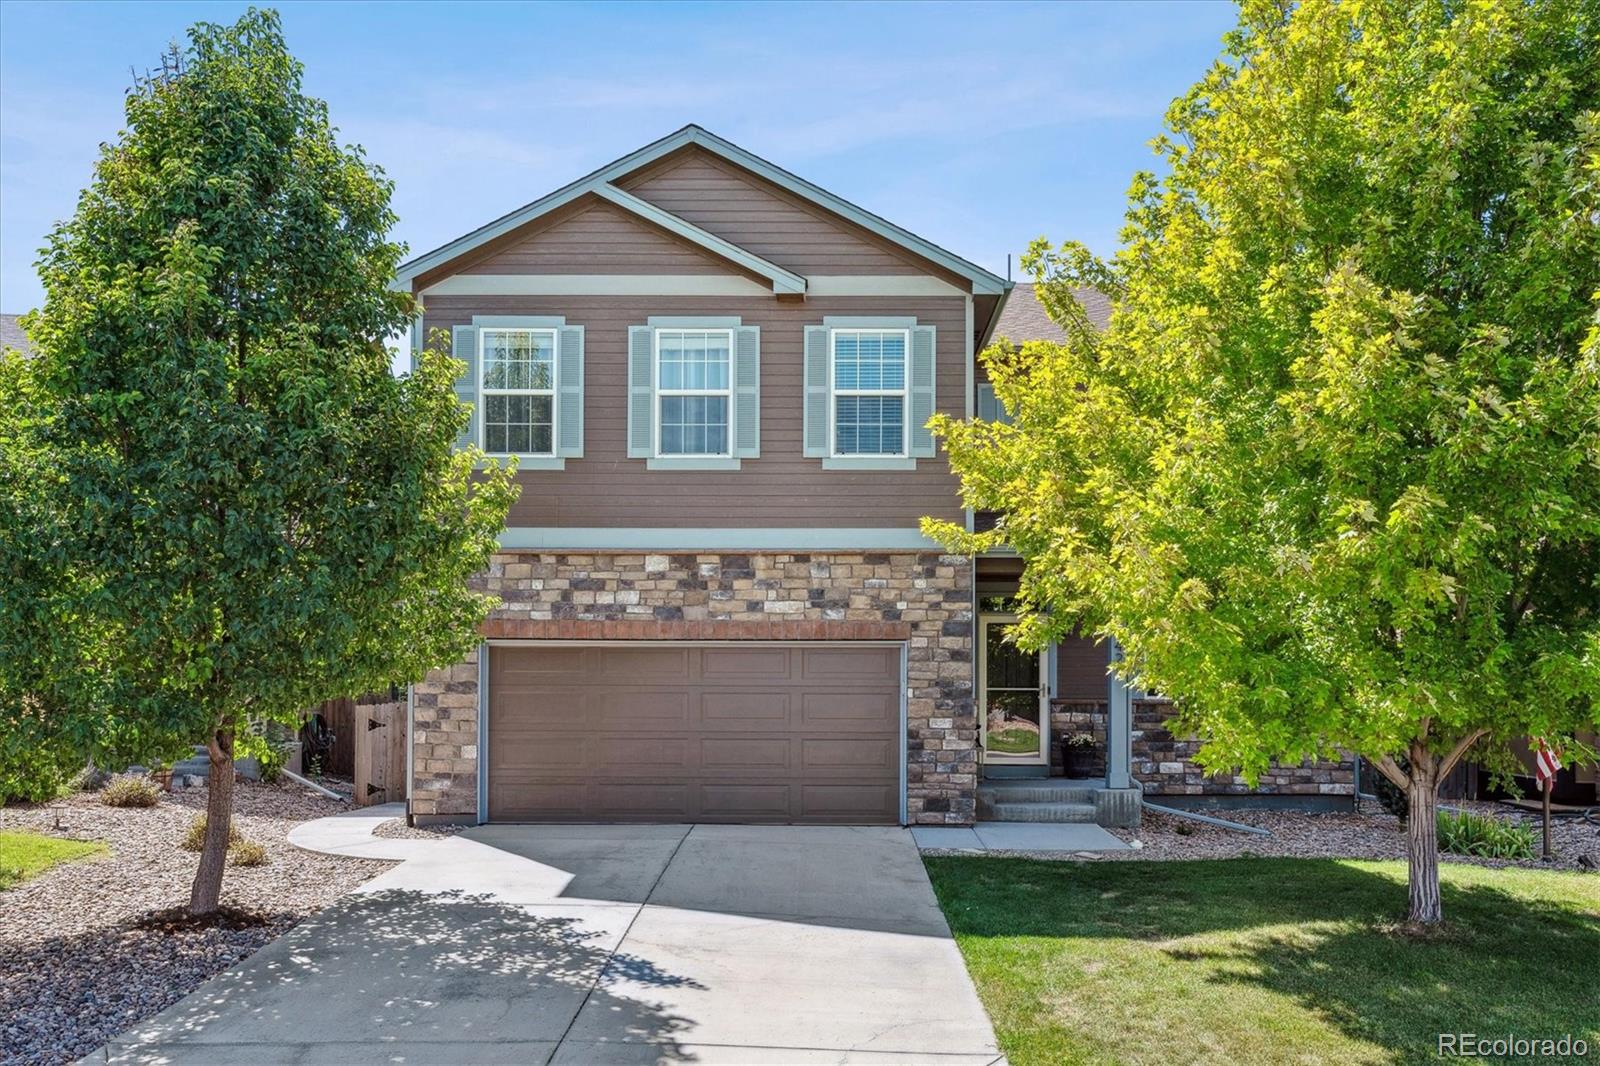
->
[[477, 326, 559, 458], [828, 327, 911, 460], [652, 326, 735, 460]]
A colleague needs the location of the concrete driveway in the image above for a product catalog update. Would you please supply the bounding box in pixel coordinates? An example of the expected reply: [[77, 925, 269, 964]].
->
[[94, 809, 1002, 1064]]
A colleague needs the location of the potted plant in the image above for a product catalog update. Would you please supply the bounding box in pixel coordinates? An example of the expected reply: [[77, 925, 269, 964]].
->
[[1059, 733, 1097, 778]]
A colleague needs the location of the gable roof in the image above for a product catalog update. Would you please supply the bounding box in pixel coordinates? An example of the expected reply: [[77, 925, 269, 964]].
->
[[593, 184, 806, 294], [1, 314, 32, 357], [991, 283, 1111, 344], [395, 125, 1009, 296]]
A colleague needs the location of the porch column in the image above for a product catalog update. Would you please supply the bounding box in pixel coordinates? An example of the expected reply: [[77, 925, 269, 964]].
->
[[1105, 637, 1133, 790]]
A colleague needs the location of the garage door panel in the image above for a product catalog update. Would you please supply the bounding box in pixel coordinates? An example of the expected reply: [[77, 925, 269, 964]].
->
[[699, 783, 792, 820], [801, 738, 897, 773], [588, 782, 692, 820], [701, 646, 793, 679], [591, 689, 691, 727], [586, 736, 691, 768], [599, 646, 691, 679], [492, 733, 587, 769], [799, 691, 900, 728], [699, 737, 792, 772], [490, 782, 589, 821], [502, 646, 589, 678], [801, 646, 900, 680], [801, 784, 899, 820], [488, 644, 901, 824], [699, 691, 792, 728]]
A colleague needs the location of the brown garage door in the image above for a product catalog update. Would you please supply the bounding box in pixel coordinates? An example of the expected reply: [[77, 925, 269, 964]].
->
[[486, 643, 902, 824]]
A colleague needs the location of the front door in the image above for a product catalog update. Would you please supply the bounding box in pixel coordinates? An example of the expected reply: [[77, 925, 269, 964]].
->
[[979, 614, 1048, 766]]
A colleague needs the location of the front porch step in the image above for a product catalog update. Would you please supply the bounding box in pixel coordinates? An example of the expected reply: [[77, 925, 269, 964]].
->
[[979, 781, 1098, 805], [982, 801, 1099, 823]]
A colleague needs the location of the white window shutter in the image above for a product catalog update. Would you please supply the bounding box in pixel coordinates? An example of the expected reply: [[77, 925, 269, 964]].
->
[[803, 325, 830, 457], [556, 325, 584, 457], [627, 325, 654, 458], [908, 324, 937, 457], [451, 325, 479, 451], [733, 326, 760, 458]]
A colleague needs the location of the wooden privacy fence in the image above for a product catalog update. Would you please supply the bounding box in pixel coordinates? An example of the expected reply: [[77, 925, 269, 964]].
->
[[308, 695, 407, 808]]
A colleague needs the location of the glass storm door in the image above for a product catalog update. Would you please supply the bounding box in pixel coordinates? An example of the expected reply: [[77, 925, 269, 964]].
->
[[980, 614, 1048, 765]]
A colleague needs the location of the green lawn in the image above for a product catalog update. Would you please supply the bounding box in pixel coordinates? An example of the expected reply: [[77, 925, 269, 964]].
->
[[0, 830, 106, 889], [926, 856, 1600, 1066]]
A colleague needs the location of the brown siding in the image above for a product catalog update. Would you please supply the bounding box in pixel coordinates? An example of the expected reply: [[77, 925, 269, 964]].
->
[[1056, 633, 1108, 700], [423, 294, 967, 529], [465, 199, 730, 276], [619, 148, 933, 278]]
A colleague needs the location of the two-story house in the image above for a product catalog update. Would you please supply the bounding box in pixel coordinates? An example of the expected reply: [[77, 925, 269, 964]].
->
[[398, 126, 1348, 830]]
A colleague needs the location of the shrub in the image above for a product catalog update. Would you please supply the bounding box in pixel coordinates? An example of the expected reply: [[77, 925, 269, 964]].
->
[[1437, 809, 1536, 860], [0, 743, 78, 806], [100, 775, 161, 808], [227, 839, 267, 867], [181, 814, 242, 852]]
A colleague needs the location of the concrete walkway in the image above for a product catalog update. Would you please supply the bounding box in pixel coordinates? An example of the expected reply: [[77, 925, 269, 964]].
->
[[912, 821, 1133, 854], [92, 806, 1003, 1065]]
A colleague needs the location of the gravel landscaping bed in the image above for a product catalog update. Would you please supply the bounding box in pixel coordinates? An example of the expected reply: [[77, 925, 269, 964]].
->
[[371, 817, 466, 840], [946, 801, 1600, 870], [0, 781, 392, 1066]]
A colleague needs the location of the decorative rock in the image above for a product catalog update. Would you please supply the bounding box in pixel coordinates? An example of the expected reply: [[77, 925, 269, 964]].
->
[[0, 781, 391, 1064]]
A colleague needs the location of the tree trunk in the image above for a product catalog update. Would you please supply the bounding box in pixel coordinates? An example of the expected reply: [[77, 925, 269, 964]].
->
[[189, 728, 235, 916], [1404, 757, 1441, 925]]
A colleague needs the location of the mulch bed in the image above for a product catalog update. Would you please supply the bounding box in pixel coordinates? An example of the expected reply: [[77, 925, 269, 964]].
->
[[0, 780, 392, 1066]]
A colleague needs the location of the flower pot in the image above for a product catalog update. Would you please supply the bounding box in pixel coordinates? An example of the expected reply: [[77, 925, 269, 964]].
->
[[1060, 741, 1096, 779]]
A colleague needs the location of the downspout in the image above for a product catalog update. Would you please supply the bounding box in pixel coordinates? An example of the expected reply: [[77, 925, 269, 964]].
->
[[405, 682, 415, 826], [1142, 801, 1273, 837]]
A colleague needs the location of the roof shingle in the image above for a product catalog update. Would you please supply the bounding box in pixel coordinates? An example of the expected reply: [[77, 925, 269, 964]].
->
[[0, 314, 33, 357], [991, 282, 1110, 345]]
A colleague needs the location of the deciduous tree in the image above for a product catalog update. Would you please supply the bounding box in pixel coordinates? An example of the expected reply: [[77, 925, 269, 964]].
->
[[0, 8, 516, 914], [928, 0, 1599, 924]]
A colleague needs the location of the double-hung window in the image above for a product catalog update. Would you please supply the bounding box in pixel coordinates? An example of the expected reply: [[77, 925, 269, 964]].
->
[[655, 328, 733, 457], [831, 329, 908, 457], [479, 327, 557, 456]]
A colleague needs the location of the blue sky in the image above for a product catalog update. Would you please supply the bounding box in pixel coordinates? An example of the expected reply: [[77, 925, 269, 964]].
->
[[0, 0, 1236, 314]]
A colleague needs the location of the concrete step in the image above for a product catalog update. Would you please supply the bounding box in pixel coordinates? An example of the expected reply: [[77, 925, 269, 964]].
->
[[978, 782, 1098, 805], [982, 801, 1099, 823]]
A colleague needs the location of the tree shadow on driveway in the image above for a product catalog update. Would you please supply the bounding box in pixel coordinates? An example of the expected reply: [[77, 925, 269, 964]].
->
[[105, 888, 704, 1063]]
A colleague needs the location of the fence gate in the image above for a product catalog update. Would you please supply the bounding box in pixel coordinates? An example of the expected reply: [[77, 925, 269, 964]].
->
[[306, 696, 406, 807], [351, 701, 406, 807]]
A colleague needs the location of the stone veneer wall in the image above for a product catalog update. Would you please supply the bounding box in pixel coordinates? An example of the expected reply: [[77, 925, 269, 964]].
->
[[411, 550, 977, 824], [1049, 698, 1354, 796]]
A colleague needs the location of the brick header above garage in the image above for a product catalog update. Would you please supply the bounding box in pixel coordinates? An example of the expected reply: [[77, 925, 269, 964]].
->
[[479, 617, 914, 641]]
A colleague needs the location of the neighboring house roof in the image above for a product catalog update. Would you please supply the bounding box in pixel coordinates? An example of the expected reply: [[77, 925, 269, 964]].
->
[[990, 282, 1111, 344], [1, 313, 33, 356], [395, 124, 1009, 297]]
